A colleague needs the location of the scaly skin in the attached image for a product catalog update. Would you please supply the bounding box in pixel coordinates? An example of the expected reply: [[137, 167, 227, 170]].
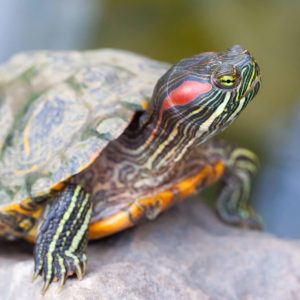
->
[[81, 137, 261, 239]]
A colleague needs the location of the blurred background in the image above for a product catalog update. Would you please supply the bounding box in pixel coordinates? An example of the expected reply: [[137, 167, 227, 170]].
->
[[0, 0, 299, 238]]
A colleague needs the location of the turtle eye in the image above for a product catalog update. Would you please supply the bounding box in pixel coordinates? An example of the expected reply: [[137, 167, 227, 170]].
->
[[217, 75, 236, 88], [213, 65, 240, 89]]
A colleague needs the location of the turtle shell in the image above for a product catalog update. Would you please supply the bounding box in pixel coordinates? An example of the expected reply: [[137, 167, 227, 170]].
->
[[0, 49, 169, 206]]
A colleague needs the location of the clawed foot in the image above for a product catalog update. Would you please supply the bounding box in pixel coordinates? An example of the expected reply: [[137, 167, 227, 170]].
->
[[33, 250, 87, 294], [235, 208, 263, 230], [217, 203, 263, 231]]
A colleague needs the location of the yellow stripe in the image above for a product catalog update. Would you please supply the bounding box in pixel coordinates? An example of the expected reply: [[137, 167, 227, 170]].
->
[[68, 194, 91, 253], [164, 92, 223, 165], [199, 92, 232, 132], [145, 124, 179, 169], [247, 63, 256, 91], [187, 91, 221, 118], [58, 255, 66, 278], [227, 96, 245, 122], [68, 208, 91, 255], [236, 160, 258, 173], [236, 67, 248, 100], [230, 148, 258, 164], [45, 186, 81, 280], [23, 120, 32, 156]]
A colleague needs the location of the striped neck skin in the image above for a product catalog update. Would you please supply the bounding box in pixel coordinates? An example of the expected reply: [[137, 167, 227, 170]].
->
[[117, 45, 261, 171]]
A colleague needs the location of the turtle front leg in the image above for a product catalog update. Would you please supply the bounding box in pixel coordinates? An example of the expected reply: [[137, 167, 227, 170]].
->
[[216, 145, 263, 230], [33, 184, 92, 294]]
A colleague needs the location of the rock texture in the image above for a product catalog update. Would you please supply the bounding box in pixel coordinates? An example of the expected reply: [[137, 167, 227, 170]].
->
[[1, 199, 300, 300]]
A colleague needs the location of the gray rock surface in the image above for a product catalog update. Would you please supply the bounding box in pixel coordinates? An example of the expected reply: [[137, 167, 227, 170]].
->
[[1, 199, 300, 300]]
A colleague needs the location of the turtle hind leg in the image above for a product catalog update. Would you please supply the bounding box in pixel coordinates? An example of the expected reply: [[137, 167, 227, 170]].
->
[[216, 146, 263, 230], [33, 184, 91, 294]]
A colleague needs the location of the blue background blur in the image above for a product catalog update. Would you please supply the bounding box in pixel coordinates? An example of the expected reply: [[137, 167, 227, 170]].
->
[[1, 0, 299, 238]]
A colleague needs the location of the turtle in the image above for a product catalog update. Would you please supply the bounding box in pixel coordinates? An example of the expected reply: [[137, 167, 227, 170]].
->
[[0, 45, 261, 293]]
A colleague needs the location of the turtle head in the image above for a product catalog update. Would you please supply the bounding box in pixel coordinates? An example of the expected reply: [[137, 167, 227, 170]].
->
[[151, 45, 261, 144]]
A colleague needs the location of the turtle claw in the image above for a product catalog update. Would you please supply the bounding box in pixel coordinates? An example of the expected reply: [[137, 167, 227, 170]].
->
[[59, 272, 67, 288], [41, 280, 51, 295], [75, 266, 83, 280], [65, 252, 86, 281], [242, 212, 264, 231], [32, 271, 40, 282], [34, 252, 88, 294]]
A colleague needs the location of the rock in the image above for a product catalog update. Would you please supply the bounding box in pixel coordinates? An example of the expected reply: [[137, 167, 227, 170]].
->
[[1, 199, 300, 300]]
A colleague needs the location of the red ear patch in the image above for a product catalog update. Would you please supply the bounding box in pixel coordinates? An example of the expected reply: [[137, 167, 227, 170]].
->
[[161, 80, 212, 112]]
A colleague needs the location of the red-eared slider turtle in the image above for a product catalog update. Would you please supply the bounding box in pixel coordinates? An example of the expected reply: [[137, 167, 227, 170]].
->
[[0, 45, 261, 293]]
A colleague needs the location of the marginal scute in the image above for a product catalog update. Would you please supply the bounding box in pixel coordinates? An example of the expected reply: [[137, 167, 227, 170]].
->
[[0, 49, 169, 206], [96, 117, 128, 138], [31, 178, 53, 197], [62, 137, 107, 176]]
